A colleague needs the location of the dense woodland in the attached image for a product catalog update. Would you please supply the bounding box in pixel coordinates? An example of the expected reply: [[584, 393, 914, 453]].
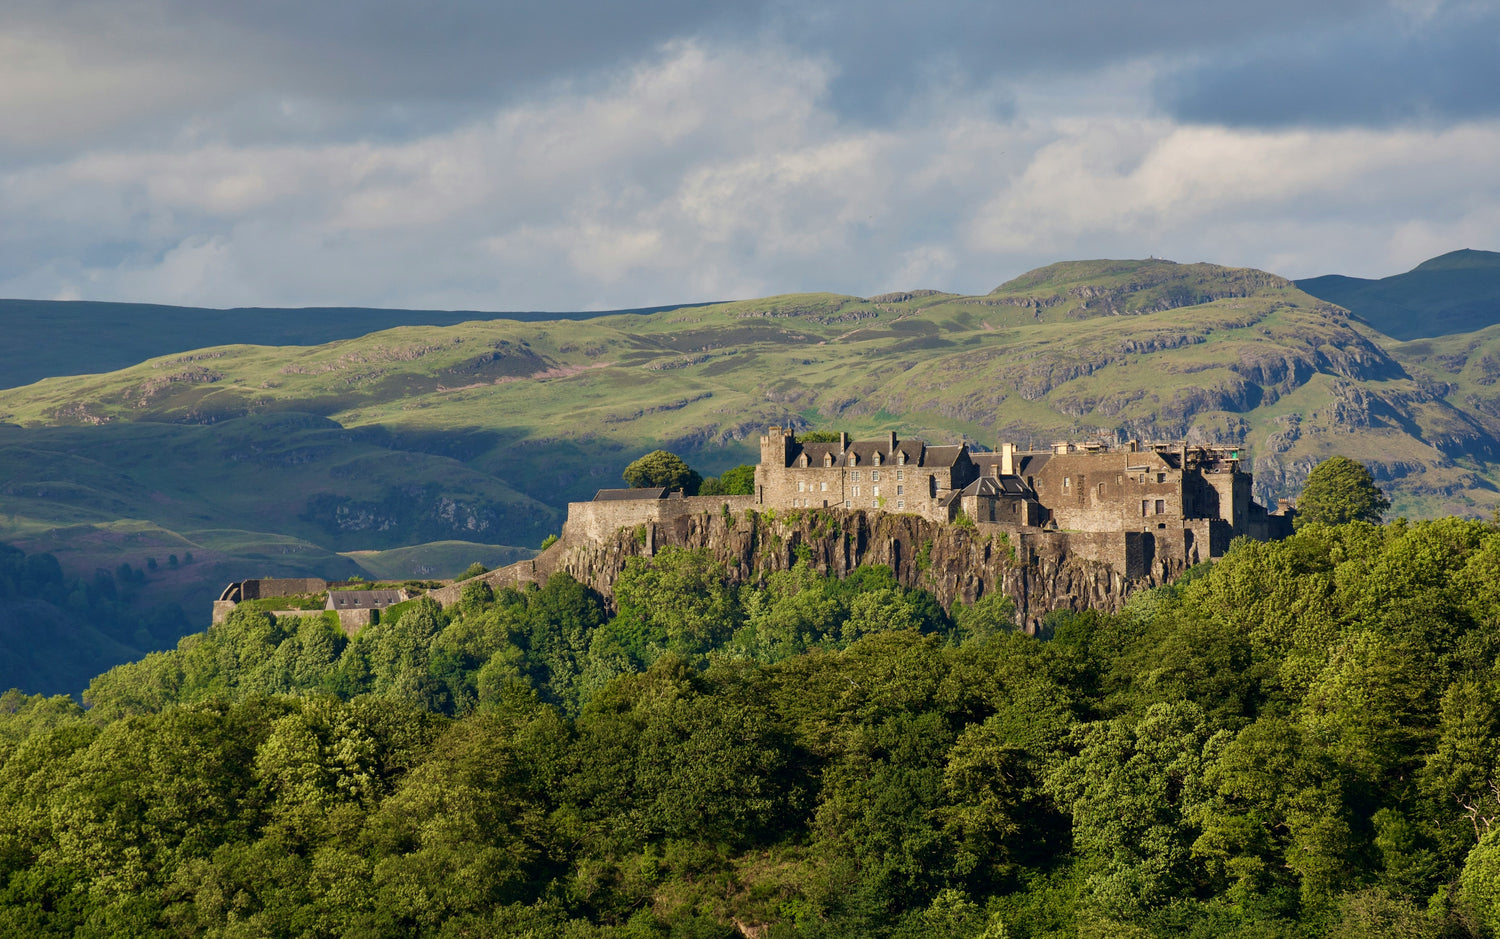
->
[[4, 519, 1500, 936]]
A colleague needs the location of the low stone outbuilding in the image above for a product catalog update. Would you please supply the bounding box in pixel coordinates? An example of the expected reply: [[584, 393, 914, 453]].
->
[[326, 589, 408, 635]]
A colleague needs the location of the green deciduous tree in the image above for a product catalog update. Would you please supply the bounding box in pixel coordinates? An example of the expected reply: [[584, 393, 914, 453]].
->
[[621, 450, 702, 494], [719, 463, 756, 495], [613, 547, 741, 665], [1295, 456, 1391, 528]]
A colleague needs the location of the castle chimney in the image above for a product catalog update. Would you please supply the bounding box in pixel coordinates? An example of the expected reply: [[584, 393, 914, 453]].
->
[[888, 431, 897, 454], [1000, 442, 1014, 476], [840, 431, 849, 451]]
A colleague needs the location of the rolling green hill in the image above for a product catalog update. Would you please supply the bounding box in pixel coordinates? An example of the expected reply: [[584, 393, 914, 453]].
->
[[0, 298, 708, 390], [6, 256, 1500, 693], [1296, 248, 1500, 340]]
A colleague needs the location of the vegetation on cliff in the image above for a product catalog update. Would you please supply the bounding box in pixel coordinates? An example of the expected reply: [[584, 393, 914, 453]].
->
[[1294, 456, 1392, 528], [4, 518, 1500, 935]]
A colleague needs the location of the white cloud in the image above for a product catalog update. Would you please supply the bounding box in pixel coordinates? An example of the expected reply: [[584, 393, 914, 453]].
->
[[2, 34, 1499, 309]]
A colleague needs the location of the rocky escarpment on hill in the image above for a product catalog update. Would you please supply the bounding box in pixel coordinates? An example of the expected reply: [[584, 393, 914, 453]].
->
[[457, 508, 1187, 632]]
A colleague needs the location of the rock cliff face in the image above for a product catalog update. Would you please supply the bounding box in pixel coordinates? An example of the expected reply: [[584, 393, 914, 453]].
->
[[465, 508, 1186, 632]]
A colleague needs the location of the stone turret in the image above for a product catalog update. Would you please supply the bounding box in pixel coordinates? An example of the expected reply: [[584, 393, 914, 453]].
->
[[760, 425, 794, 467]]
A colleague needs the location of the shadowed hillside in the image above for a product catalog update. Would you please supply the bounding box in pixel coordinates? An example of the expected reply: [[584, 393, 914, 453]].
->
[[0, 298, 711, 390], [1297, 248, 1500, 340]]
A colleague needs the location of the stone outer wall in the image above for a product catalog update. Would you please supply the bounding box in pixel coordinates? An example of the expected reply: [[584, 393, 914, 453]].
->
[[239, 578, 328, 600], [561, 493, 758, 543]]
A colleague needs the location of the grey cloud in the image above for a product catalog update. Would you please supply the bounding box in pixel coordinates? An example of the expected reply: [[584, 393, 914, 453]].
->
[[763, 0, 1389, 122], [1158, 4, 1500, 127], [0, 0, 1403, 154]]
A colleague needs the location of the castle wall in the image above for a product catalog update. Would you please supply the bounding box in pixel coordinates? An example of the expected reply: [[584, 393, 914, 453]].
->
[[238, 578, 328, 601], [562, 493, 758, 543], [1030, 450, 1186, 532]]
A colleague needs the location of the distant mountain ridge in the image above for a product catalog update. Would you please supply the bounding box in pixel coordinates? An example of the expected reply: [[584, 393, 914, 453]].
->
[[0, 298, 711, 391], [1296, 248, 1500, 340]]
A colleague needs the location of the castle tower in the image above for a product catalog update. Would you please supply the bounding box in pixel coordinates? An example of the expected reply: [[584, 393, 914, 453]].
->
[[760, 425, 794, 468]]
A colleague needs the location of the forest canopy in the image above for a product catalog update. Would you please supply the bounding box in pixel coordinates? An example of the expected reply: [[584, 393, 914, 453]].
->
[[2, 519, 1500, 936]]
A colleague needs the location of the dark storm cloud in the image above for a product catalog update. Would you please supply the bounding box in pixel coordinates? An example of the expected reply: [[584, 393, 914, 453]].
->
[[1159, 3, 1500, 127], [1, 0, 1406, 142], [766, 0, 1391, 121]]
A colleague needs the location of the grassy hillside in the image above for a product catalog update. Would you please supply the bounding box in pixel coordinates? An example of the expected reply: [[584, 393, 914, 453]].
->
[[1297, 248, 1500, 340], [0, 298, 708, 390], [5, 256, 1500, 687]]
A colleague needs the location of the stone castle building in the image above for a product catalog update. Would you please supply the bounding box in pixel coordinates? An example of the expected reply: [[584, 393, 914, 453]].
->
[[754, 425, 1292, 557], [559, 425, 1292, 583]]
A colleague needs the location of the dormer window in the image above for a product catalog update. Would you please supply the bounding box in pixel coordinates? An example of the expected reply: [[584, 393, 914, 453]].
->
[[848, 453, 857, 466], [897, 451, 906, 465], [824, 454, 833, 467], [799, 454, 809, 467], [873, 452, 882, 466]]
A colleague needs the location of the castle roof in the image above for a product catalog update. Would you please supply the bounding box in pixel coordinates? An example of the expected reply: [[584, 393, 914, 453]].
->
[[954, 476, 1036, 499], [327, 590, 405, 610], [593, 487, 669, 501], [1014, 453, 1052, 476], [920, 445, 966, 467]]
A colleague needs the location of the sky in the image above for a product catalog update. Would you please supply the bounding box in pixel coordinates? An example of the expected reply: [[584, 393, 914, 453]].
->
[[1, 0, 1498, 311]]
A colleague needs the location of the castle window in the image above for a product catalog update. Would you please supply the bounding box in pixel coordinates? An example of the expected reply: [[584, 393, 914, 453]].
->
[[844, 500, 851, 508], [820, 481, 828, 492], [1157, 473, 1166, 483], [873, 486, 880, 498], [873, 452, 881, 466], [854, 486, 861, 497], [897, 500, 905, 509], [896, 470, 904, 480], [824, 455, 833, 467], [1141, 500, 1149, 516], [848, 454, 857, 466], [798, 480, 805, 492], [896, 485, 904, 496], [799, 454, 809, 467], [851, 471, 861, 482], [871, 470, 879, 481], [1155, 499, 1165, 514], [1098, 482, 1105, 496], [897, 452, 906, 465], [1063, 477, 1071, 490]]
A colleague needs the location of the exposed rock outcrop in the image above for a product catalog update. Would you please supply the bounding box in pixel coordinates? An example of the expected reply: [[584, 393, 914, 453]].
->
[[447, 508, 1186, 633]]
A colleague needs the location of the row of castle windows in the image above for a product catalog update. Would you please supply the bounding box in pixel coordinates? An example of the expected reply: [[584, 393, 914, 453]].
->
[[796, 472, 910, 493], [799, 452, 911, 468], [788, 497, 905, 510], [1063, 471, 1169, 493]]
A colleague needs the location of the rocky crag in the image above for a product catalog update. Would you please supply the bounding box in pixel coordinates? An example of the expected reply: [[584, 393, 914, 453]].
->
[[435, 507, 1187, 632]]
